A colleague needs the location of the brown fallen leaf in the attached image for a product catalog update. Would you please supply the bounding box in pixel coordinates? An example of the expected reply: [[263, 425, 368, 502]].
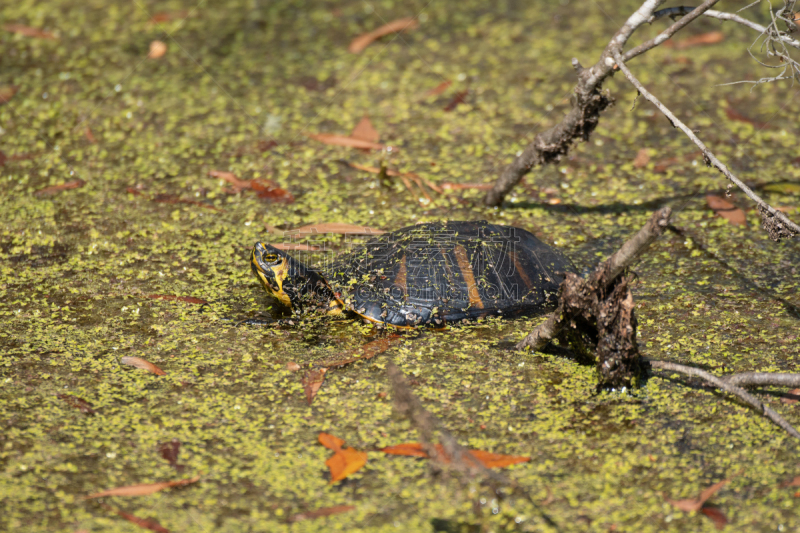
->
[[665, 478, 729, 512], [322, 335, 402, 369], [671, 31, 725, 49], [33, 179, 86, 198], [209, 170, 249, 192], [706, 194, 746, 226], [289, 504, 356, 523], [444, 89, 469, 111], [440, 182, 493, 191], [0, 85, 19, 105], [286, 222, 385, 236], [57, 393, 97, 415], [700, 507, 728, 530], [307, 133, 386, 151], [633, 148, 651, 168], [208, 170, 294, 203], [725, 105, 769, 129], [148, 40, 167, 59], [86, 476, 199, 499], [420, 80, 452, 99], [347, 162, 443, 194], [303, 367, 327, 404], [652, 151, 702, 173], [318, 432, 368, 483], [269, 243, 325, 252], [348, 17, 419, 54], [3, 24, 57, 40], [159, 439, 184, 472], [104, 506, 169, 533], [85, 126, 97, 143], [149, 11, 190, 24], [381, 443, 530, 469], [780, 475, 800, 488], [146, 294, 207, 305], [120, 356, 166, 376], [781, 388, 800, 405], [286, 362, 301, 372], [350, 115, 380, 144]]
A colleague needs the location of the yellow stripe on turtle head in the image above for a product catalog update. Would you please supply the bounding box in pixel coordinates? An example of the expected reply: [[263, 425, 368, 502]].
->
[[251, 245, 293, 309]]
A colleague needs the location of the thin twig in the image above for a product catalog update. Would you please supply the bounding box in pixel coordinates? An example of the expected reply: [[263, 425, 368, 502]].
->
[[516, 207, 672, 351], [611, 50, 800, 240], [647, 359, 800, 439], [723, 372, 800, 388]]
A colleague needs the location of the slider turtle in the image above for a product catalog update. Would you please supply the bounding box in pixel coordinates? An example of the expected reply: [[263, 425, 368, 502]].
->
[[251, 220, 573, 328]]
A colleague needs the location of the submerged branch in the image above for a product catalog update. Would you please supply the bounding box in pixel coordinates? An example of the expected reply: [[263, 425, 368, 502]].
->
[[723, 372, 800, 388], [647, 359, 800, 439]]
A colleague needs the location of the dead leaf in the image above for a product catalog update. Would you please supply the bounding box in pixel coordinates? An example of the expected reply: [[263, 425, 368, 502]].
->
[[348, 17, 419, 53], [57, 393, 97, 415], [700, 507, 728, 530], [725, 105, 769, 129], [346, 162, 442, 194], [159, 439, 184, 472], [209, 170, 249, 192], [105, 507, 169, 533], [0, 85, 19, 105], [86, 476, 199, 498], [286, 222, 385, 236], [208, 170, 293, 203], [146, 294, 208, 305], [781, 388, 800, 405], [318, 432, 368, 483], [440, 182, 493, 191], [307, 133, 387, 151], [706, 195, 746, 226], [148, 40, 167, 59], [3, 24, 57, 40], [120, 356, 166, 376], [269, 243, 325, 252], [33, 179, 86, 198], [303, 367, 327, 404], [633, 148, 651, 168], [149, 11, 190, 24], [671, 31, 725, 49], [85, 126, 97, 143], [350, 115, 379, 144], [381, 443, 530, 469], [780, 475, 800, 488], [286, 362, 301, 372], [289, 504, 356, 523], [444, 89, 469, 111], [420, 80, 452, 99], [665, 478, 729, 512], [322, 335, 402, 369]]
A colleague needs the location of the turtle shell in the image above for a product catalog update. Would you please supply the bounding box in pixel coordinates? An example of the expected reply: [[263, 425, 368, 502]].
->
[[321, 220, 574, 328]]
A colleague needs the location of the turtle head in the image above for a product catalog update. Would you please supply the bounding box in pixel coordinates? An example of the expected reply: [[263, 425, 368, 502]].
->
[[251, 243, 297, 310]]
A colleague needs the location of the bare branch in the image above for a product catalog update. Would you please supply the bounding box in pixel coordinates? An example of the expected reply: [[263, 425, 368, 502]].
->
[[611, 50, 800, 240], [648, 359, 800, 439], [723, 372, 800, 388], [516, 207, 672, 351]]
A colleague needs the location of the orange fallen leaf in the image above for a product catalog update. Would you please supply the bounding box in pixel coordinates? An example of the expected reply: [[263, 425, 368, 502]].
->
[[381, 443, 530, 469], [706, 194, 746, 226], [3, 24, 57, 40], [318, 432, 368, 483], [146, 294, 208, 305], [633, 148, 650, 168], [444, 89, 469, 111], [350, 115, 380, 144], [665, 478, 729, 512], [120, 356, 166, 376], [303, 367, 327, 404], [420, 80, 452, 99], [781, 388, 800, 405], [105, 506, 169, 533], [152, 193, 222, 211], [86, 476, 199, 498], [286, 222, 385, 236], [289, 504, 356, 523], [269, 243, 325, 252], [440, 182, 493, 191], [307, 133, 387, 151], [670, 31, 725, 49], [209, 170, 294, 203], [347, 162, 442, 194], [209, 170, 249, 192], [348, 17, 419, 53], [780, 475, 800, 488], [0, 85, 19, 105], [148, 40, 167, 59], [34, 179, 86, 198], [286, 362, 301, 372], [149, 11, 190, 24]]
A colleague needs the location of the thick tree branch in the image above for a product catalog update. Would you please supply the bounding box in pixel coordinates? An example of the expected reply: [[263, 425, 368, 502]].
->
[[723, 372, 800, 388], [611, 50, 800, 240], [647, 359, 800, 439], [516, 207, 672, 351]]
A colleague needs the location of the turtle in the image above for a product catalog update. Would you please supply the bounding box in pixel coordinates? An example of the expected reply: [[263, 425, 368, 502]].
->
[[250, 220, 574, 328]]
